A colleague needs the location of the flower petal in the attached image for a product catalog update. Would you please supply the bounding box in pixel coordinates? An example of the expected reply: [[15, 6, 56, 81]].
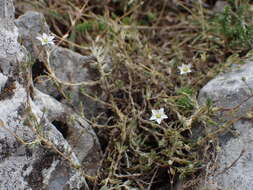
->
[[42, 33, 48, 38], [36, 36, 42, 41], [151, 109, 158, 115], [48, 41, 55, 45], [161, 114, 168, 119], [150, 115, 156, 120], [156, 118, 162, 124], [159, 108, 164, 114], [48, 36, 55, 40]]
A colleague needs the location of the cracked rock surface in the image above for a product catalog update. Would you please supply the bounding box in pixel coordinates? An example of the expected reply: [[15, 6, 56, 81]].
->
[[198, 61, 253, 190], [15, 11, 108, 119], [0, 0, 102, 189]]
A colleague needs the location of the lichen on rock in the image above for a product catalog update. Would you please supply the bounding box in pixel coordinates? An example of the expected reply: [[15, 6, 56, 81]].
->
[[0, 0, 102, 189], [198, 61, 253, 190]]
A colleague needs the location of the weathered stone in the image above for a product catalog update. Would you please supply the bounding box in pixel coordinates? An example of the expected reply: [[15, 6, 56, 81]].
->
[[198, 60, 253, 190], [15, 11, 109, 119], [15, 11, 50, 57], [0, 0, 24, 75], [202, 120, 253, 190], [33, 89, 102, 176], [0, 73, 102, 190], [213, 1, 229, 13], [0, 0, 15, 19], [198, 62, 253, 121], [0, 0, 102, 189]]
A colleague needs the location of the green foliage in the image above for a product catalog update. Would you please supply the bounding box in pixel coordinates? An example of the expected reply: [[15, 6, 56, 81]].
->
[[76, 21, 93, 32], [47, 10, 65, 21], [75, 20, 107, 32], [146, 12, 156, 22], [122, 16, 133, 25], [176, 87, 194, 96], [211, 0, 253, 48], [176, 87, 194, 110]]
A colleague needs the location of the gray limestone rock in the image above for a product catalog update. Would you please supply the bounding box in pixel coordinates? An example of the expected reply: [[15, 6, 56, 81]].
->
[[0, 0, 15, 19], [15, 11, 50, 57], [213, 1, 229, 13], [203, 120, 253, 190], [198, 60, 253, 190], [33, 89, 102, 176], [0, 73, 93, 190], [0, 0, 24, 75], [15, 11, 110, 119], [0, 0, 102, 189], [198, 62, 253, 121]]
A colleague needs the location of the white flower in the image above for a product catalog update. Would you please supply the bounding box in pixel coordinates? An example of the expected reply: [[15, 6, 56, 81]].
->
[[178, 64, 192, 75], [36, 33, 55, 46], [150, 108, 168, 124], [168, 160, 173, 165], [91, 46, 105, 63]]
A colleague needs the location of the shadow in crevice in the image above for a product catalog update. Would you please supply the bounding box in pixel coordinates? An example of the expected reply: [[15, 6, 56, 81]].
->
[[52, 120, 69, 139], [32, 59, 48, 81]]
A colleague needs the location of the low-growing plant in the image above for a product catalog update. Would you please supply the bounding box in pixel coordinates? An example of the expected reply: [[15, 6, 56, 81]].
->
[[211, 0, 253, 48]]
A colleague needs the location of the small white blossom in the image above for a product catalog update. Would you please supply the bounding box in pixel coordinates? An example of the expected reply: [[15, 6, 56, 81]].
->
[[91, 46, 105, 63], [168, 160, 173, 165], [36, 33, 55, 46], [178, 64, 192, 75], [150, 108, 168, 124]]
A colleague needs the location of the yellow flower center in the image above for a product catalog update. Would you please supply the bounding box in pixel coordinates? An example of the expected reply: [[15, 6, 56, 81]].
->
[[156, 114, 161, 118], [43, 39, 49, 43], [183, 67, 189, 72]]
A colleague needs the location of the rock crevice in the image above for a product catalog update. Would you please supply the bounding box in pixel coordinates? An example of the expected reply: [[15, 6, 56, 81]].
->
[[0, 0, 102, 189]]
